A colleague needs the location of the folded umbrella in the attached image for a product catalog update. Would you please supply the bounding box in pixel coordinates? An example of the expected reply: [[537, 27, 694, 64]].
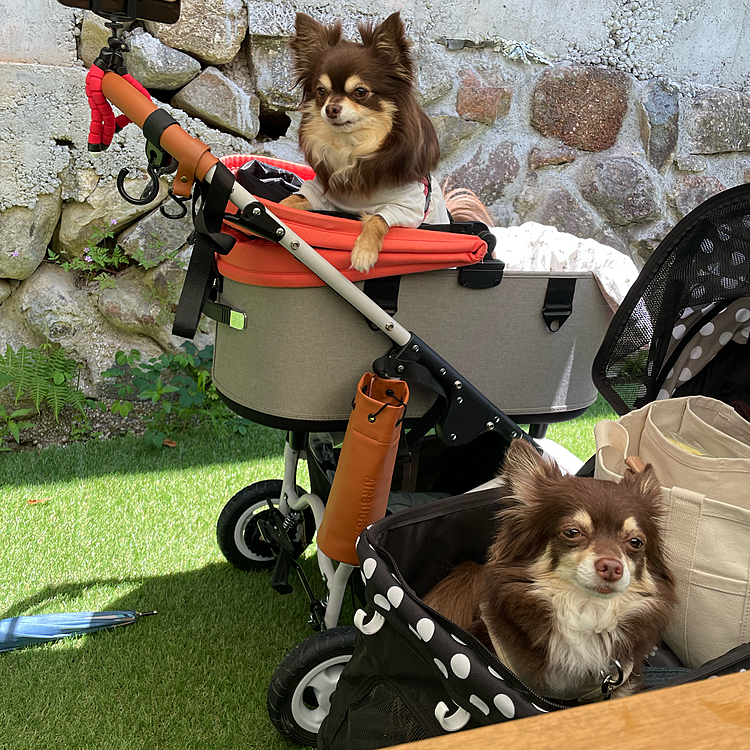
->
[[0, 610, 156, 653]]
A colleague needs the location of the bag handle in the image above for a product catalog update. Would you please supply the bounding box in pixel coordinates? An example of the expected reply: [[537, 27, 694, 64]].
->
[[593, 419, 631, 482]]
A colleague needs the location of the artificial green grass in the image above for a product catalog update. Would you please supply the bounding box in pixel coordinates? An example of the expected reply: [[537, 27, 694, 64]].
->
[[542, 394, 617, 461], [1, 424, 318, 750], [0, 398, 615, 750]]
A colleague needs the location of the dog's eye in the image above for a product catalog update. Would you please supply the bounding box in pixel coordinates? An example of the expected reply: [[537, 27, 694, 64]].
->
[[315, 87, 327, 100], [629, 538, 644, 550], [562, 528, 581, 539], [353, 87, 369, 100]]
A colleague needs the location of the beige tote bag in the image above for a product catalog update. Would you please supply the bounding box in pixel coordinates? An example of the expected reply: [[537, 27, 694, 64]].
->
[[594, 396, 750, 668]]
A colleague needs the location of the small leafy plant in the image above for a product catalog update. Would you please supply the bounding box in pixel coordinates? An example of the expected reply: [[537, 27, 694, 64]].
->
[[47, 221, 129, 290], [0, 343, 87, 422], [102, 342, 252, 448], [0, 403, 35, 450]]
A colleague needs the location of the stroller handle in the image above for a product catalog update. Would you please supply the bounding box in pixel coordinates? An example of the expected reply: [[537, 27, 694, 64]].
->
[[101, 72, 218, 197]]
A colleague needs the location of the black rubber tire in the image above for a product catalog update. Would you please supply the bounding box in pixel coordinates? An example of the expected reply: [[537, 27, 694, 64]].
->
[[267, 626, 358, 747], [216, 480, 315, 570]]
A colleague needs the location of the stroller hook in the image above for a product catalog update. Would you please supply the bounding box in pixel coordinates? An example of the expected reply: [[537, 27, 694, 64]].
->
[[160, 189, 191, 220], [117, 162, 162, 206]]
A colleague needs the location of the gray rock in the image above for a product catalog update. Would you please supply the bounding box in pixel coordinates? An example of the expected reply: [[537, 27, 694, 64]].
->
[[416, 46, 455, 106], [144, 259, 187, 308], [0, 296, 40, 356], [116, 202, 194, 268], [446, 141, 520, 204], [13, 264, 163, 393], [58, 177, 169, 258], [249, 36, 299, 111], [668, 175, 726, 219], [638, 79, 679, 170], [580, 157, 661, 226], [688, 86, 750, 154], [515, 186, 600, 239], [430, 116, 481, 159], [146, 0, 247, 66], [487, 203, 517, 228], [674, 155, 708, 173], [172, 67, 260, 141], [628, 219, 675, 263], [123, 29, 201, 91], [0, 63, 86, 211], [0, 188, 62, 280], [97, 267, 179, 351], [0, 280, 12, 306]]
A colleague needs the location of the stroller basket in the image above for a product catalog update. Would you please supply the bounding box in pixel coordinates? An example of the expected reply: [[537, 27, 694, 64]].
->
[[213, 158, 613, 431]]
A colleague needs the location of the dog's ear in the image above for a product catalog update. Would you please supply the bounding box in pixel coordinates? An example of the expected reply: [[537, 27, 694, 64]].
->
[[621, 463, 664, 507], [501, 438, 563, 504], [290, 13, 342, 81], [359, 12, 414, 82]]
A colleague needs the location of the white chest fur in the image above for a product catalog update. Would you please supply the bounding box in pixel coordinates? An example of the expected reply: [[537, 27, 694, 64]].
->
[[543, 583, 639, 694]]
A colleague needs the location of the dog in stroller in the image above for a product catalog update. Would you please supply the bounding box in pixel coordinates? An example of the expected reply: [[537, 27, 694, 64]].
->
[[423, 439, 677, 702], [281, 11, 488, 273]]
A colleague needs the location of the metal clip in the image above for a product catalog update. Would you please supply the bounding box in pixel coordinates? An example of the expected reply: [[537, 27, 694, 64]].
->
[[600, 660, 624, 700]]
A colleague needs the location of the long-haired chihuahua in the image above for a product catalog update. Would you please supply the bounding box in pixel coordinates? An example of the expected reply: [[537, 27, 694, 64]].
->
[[424, 439, 676, 702], [281, 12, 451, 273]]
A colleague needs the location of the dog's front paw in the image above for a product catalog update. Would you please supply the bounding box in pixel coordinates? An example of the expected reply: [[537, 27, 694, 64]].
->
[[350, 215, 388, 273], [279, 194, 313, 210], [350, 238, 380, 273]]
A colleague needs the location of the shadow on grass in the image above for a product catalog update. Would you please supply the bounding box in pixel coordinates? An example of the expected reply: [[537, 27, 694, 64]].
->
[[0, 422, 289, 488], [0, 557, 344, 750]]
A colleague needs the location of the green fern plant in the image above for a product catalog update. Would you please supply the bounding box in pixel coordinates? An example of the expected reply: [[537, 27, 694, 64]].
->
[[0, 343, 87, 421]]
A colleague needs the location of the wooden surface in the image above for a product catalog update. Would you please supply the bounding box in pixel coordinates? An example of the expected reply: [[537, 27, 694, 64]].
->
[[391, 672, 750, 750]]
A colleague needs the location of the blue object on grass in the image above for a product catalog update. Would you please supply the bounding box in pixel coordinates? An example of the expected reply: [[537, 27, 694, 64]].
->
[[0, 610, 156, 652]]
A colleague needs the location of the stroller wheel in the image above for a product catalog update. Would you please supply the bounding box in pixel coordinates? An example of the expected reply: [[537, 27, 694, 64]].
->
[[268, 626, 357, 746], [216, 480, 314, 570]]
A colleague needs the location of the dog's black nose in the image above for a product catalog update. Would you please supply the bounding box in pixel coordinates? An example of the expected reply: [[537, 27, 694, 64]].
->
[[595, 558, 623, 582], [326, 104, 342, 119]]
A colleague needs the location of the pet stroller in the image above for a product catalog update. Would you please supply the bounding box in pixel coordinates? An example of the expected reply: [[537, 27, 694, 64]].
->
[[86, 58, 611, 748], [318, 183, 750, 749], [209, 154, 613, 743]]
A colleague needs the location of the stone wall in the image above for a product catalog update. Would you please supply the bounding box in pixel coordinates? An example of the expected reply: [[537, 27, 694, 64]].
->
[[1, 0, 750, 392]]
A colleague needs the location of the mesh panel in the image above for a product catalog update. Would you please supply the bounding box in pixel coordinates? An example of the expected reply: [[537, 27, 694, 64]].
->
[[594, 185, 750, 414], [326, 682, 430, 750]]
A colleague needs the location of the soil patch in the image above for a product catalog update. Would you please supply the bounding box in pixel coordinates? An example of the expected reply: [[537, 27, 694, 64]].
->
[[3, 400, 157, 452]]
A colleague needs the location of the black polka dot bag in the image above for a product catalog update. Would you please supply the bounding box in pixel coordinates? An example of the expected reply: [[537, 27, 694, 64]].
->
[[318, 489, 750, 749]]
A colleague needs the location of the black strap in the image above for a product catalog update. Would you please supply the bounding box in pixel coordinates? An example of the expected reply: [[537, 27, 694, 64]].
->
[[542, 277, 576, 332], [172, 163, 236, 339], [363, 276, 401, 331], [142, 109, 179, 148]]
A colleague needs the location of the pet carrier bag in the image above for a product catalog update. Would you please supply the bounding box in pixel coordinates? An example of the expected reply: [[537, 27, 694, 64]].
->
[[211, 155, 614, 431], [593, 182, 750, 415], [594, 395, 750, 668], [318, 490, 750, 749]]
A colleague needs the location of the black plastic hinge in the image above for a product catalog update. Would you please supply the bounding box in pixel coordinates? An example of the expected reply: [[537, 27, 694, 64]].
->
[[238, 202, 286, 242], [457, 259, 505, 289]]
